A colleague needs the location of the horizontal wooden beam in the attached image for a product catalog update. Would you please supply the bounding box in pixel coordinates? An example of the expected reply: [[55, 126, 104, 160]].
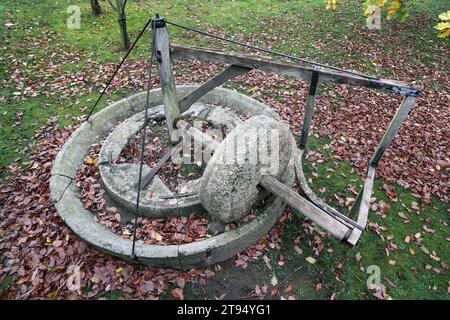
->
[[171, 44, 418, 93]]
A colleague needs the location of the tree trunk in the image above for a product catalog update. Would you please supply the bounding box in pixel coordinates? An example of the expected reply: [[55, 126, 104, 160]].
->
[[116, 0, 130, 50], [90, 0, 102, 16]]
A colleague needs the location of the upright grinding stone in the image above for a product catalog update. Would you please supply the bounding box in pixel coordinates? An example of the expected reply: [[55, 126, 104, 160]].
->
[[199, 115, 294, 223]]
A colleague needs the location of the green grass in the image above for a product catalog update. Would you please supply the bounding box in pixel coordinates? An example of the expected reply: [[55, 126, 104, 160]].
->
[[294, 135, 449, 299], [0, 0, 448, 299]]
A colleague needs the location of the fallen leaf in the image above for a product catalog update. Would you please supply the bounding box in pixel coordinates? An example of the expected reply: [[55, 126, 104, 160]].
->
[[170, 288, 184, 300], [306, 256, 316, 264], [271, 274, 278, 287]]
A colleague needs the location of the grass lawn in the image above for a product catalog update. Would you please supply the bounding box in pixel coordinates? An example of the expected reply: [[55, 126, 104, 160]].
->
[[0, 0, 448, 299]]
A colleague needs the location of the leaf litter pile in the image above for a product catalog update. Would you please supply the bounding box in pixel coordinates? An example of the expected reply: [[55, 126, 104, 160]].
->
[[1, 9, 449, 299]]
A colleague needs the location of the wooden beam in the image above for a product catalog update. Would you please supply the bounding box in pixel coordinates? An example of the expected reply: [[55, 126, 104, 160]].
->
[[294, 148, 364, 233], [171, 44, 417, 92], [347, 166, 376, 245], [369, 95, 416, 167], [299, 67, 320, 149], [155, 25, 181, 144], [260, 175, 350, 240], [178, 65, 251, 112]]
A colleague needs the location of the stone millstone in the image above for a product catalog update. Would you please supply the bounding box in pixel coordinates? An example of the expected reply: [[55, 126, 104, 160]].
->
[[199, 115, 294, 223]]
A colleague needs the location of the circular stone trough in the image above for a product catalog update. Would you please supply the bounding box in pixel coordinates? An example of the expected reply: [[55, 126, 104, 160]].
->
[[50, 85, 294, 268], [98, 103, 243, 218]]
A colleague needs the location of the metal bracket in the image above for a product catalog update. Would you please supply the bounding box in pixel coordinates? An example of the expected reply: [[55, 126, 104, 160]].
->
[[386, 85, 420, 97]]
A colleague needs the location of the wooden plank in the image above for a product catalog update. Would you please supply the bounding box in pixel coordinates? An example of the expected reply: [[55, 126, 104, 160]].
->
[[369, 95, 416, 167], [260, 175, 350, 240], [299, 67, 320, 149], [171, 44, 417, 92], [294, 148, 362, 231], [155, 25, 180, 144], [347, 166, 376, 245], [178, 65, 251, 112]]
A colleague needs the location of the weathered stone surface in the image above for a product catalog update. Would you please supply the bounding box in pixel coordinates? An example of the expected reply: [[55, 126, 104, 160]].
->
[[199, 115, 294, 223], [101, 163, 174, 205], [98, 106, 165, 163], [49, 175, 72, 203]]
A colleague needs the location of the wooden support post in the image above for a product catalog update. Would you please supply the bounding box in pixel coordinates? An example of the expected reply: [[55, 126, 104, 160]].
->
[[346, 166, 376, 245], [153, 18, 181, 145], [178, 65, 251, 112], [299, 67, 320, 149], [369, 95, 416, 167]]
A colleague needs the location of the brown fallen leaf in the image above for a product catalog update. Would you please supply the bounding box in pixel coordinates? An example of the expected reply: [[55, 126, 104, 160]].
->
[[170, 288, 184, 300]]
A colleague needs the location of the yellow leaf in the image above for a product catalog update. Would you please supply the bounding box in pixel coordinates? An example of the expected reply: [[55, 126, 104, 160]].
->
[[326, 0, 338, 11], [150, 230, 163, 241], [91, 274, 100, 284], [434, 22, 450, 31], [115, 267, 123, 273], [438, 10, 450, 22], [376, 0, 387, 8], [86, 157, 98, 165], [409, 248, 415, 255], [47, 291, 58, 300], [271, 274, 278, 286], [306, 256, 316, 264], [437, 28, 450, 39], [387, 0, 402, 16]]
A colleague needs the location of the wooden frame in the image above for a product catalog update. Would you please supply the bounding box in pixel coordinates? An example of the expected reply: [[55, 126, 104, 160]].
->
[[151, 36, 419, 246]]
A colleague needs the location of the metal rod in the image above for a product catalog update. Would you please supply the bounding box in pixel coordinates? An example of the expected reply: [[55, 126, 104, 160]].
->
[[131, 18, 157, 259], [140, 146, 179, 189], [165, 19, 380, 80]]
